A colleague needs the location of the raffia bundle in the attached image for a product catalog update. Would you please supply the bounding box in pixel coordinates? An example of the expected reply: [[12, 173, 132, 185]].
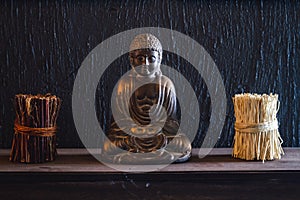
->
[[10, 94, 61, 163], [232, 93, 284, 162]]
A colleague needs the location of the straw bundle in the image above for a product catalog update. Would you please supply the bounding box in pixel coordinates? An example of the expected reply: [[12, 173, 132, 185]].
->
[[232, 93, 284, 162], [10, 94, 61, 163]]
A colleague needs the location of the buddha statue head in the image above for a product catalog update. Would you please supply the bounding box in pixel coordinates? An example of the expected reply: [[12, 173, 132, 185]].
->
[[129, 34, 162, 78]]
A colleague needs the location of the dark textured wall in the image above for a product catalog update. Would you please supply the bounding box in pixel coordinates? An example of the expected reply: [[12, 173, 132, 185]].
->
[[0, 0, 299, 148]]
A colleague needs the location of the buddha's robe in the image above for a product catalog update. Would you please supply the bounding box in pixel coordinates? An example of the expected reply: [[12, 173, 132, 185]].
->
[[103, 72, 191, 163]]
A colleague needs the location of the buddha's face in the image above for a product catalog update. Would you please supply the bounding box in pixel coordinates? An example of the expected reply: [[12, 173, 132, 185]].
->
[[130, 49, 160, 77]]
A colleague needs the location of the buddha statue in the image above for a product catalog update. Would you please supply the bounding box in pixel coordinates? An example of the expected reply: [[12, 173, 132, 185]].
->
[[102, 33, 191, 164]]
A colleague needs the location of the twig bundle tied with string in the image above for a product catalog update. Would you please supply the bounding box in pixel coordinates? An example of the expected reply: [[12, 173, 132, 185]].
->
[[232, 93, 284, 162], [10, 94, 61, 163]]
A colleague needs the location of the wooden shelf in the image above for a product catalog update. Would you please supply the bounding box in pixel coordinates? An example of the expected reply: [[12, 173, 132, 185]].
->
[[0, 148, 299, 199], [1, 148, 300, 172]]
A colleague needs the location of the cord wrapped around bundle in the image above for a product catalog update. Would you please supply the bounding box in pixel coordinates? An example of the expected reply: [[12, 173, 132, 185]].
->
[[232, 93, 284, 162], [10, 94, 61, 163]]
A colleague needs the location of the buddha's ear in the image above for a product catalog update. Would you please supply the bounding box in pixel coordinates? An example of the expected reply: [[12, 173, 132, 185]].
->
[[158, 56, 162, 63], [129, 56, 134, 65], [157, 52, 162, 64]]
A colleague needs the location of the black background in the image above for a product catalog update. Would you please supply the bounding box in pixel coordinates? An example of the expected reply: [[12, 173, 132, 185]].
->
[[0, 0, 299, 148]]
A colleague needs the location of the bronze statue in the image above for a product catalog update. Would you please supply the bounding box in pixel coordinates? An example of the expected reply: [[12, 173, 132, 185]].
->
[[103, 33, 191, 164]]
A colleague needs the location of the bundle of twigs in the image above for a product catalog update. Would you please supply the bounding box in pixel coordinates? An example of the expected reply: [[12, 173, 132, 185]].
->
[[232, 93, 284, 162], [10, 94, 61, 163]]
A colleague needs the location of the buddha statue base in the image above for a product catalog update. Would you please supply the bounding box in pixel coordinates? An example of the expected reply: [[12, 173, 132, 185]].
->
[[102, 131, 191, 164]]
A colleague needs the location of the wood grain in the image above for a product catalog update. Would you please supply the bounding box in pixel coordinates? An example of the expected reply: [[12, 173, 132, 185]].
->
[[0, 1, 299, 149]]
